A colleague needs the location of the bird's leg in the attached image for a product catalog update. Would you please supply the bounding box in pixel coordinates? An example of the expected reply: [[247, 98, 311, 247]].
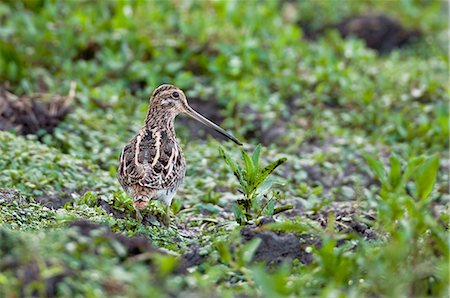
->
[[162, 205, 171, 227], [135, 208, 143, 222]]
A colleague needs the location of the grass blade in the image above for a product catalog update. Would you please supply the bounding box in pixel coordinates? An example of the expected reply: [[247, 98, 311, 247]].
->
[[414, 154, 440, 200]]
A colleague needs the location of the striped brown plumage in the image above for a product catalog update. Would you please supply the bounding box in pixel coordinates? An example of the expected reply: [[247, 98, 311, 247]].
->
[[117, 84, 242, 224]]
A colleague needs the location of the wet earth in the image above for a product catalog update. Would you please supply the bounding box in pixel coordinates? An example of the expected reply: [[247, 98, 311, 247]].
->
[[298, 14, 421, 54], [1, 187, 378, 270], [336, 14, 421, 54], [0, 86, 74, 137], [241, 223, 320, 265], [0, 217, 205, 297]]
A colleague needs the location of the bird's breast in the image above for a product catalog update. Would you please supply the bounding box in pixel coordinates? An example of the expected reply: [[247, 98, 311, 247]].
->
[[119, 126, 186, 191]]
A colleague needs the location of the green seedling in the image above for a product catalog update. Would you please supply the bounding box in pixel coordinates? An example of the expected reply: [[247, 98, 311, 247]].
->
[[219, 144, 289, 224], [363, 153, 439, 203]]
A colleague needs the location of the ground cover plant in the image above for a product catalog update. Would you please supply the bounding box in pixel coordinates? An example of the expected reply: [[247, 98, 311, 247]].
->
[[0, 0, 448, 297]]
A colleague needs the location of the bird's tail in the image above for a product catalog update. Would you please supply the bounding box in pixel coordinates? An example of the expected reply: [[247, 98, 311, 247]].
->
[[133, 195, 151, 210], [132, 187, 156, 210]]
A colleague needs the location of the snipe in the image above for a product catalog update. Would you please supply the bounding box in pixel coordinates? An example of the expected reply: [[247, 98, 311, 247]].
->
[[118, 84, 242, 224]]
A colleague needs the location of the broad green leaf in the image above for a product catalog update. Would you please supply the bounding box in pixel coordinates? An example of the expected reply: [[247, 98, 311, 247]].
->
[[265, 220, 320, 233], [273, 205, 294, 215], [363, 153, 388, 186], [241, 150, 255, 185], [151, 254, 179, 277], [219, 147, 236, 173], [424, 214, 449, 256], [389, 154, 402, 189], [258, 157, 287, 185], [232, 203, 246, 225], [215, 240, 232, 264], [239, 238, 262, 264], [325, 212, 335, 234], [251, 265, 285, 298], [251, 144, 262, 168], [263, 199, 275, 216], [401, 156, 426, 188], [414, 154, 440, 200], [219, 146, 246, 190], [256, 177, 276, 197], [252, 191, 264, 210]]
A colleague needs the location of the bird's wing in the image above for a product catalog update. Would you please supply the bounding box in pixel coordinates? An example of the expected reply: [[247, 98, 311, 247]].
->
[[118, 128, 185, 191]]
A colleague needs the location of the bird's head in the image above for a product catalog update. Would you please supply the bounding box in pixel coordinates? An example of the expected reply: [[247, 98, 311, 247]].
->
[[148, 84, 242, 145]]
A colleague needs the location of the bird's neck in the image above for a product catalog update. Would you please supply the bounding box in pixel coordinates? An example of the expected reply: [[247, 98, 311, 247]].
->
[[144, 105, 177, 136]]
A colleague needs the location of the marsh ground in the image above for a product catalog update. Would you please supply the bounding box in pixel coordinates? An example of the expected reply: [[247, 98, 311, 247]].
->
[[0, 1, 448, 297]]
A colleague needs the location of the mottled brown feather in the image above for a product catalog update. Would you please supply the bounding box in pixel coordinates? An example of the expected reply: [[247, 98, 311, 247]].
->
[[117, 85, 186, 208], [118, 84, 240, 213]]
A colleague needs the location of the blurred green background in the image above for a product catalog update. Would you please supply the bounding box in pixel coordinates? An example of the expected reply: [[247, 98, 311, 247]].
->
[[0, 0, 448, 297]]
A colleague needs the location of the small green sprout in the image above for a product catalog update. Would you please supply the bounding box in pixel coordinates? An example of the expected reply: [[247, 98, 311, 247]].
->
[[219, 144, 289, 225], [363, 153, 440, 202], [363, 153, 441, 227]]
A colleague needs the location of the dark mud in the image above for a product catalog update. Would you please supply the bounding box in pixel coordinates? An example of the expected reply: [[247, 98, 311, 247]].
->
[[298, 14, 421, 54], [70, 220, 161, 258], [70, 220, 204, 273], [34, 190, 77, 209], [337, 15, 421, 54], [282, 201, 378, 241], [177, 245, 206, 272], [33, 185, 98, 209], [241, 201, 377, 265], [176, 97, 283, 145], [300, 157, 376, 191], [0, 84, 74, 136], [129, 79, 148, 96], [241, 224, 320, 265], [95, 197, 130, 219], [73, 41, 101, 61]]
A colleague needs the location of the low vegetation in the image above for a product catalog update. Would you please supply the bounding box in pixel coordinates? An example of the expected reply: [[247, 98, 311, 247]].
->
[[0, 1, 448, 297]]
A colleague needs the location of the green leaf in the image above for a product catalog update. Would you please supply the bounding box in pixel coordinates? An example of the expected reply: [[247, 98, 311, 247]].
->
[[152, 254, 179, 277], [232, 203, 246, 225], [220, 145, 288, 225], [363, 153, 388, 186], [265, 219, 320, 233], [219, 146, 246, 190], [251, 265, 287, 298], [400, 156, 425, 188], [215, 240, 232, 264], [389, 154, 402, 189], [414, 154, 440, 200], [219, 146, 236, 173], [240, 238, 262, 264], [273, 205, 294, 215], [262, 198, 275, 216], [251, 144, 262, 167], [255, 177, 276, 197], [242, 150, 255, 185], [258, 157, 287, 186], [325, 212, 335, 234]]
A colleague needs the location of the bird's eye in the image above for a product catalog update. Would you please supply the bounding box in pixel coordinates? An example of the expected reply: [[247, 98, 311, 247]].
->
[[172, 91, 180, 98]]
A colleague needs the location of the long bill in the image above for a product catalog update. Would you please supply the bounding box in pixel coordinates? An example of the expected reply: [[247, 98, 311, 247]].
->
[[184, 105, 242, 145]]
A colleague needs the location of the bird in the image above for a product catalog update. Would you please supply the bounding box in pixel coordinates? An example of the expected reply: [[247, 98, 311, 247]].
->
[[118, 84, 242, 224]]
